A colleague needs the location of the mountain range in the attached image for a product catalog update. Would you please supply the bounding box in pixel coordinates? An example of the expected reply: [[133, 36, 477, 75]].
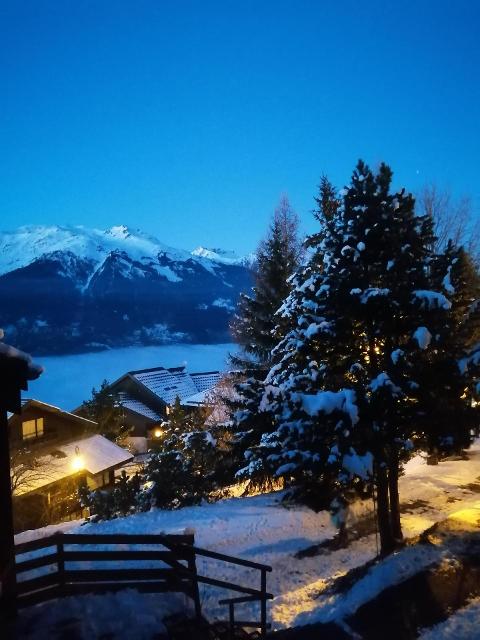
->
[[0, 225, 254, 355]]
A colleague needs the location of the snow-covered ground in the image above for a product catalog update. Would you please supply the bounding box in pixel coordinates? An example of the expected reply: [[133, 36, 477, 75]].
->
[[28, 343, 234, 410], [14, 441, 480, 637], [419, 597, 480, 639]]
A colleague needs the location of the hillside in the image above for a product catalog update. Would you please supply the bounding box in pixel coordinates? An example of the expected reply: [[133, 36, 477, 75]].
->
[[13, 443, 480, 638]]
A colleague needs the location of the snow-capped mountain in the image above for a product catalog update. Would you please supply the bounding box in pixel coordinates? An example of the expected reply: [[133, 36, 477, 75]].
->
[[191, 246, 256, 267], [0, 225, 253, 355]]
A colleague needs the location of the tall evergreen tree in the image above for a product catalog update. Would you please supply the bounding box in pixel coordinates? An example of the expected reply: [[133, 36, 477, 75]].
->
[[79, 380, 130, 442], [229, 196, 303, 489], [240, 161, 480, 555], [234, 179, 340, 488], [421, 241, 480, 459], [231, 195, 303, 368]]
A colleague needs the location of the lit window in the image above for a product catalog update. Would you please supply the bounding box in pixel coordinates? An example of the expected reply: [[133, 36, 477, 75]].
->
[[22, 418, 44, 440]]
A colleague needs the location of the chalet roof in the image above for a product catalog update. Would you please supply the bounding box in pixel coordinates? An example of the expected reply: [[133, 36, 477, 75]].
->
[[182, 389, 211, 407], [118, 393, 163, 421], [132, 367, 198, 405], [190, 371, 222, 392], [13, 434, 133, 496], [122, 366, 221, 406], [17, 399, 98, 427]]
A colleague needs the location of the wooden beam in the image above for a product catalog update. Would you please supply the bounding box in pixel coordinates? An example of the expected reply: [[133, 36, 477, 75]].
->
[[0, 406, 17, 619]]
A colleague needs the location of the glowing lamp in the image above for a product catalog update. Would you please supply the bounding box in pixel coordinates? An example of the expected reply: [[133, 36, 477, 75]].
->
[[154, 428, 163, 438], [71, 445, 84, 471]]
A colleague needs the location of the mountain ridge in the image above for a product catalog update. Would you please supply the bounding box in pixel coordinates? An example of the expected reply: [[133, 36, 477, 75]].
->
[[0, 224, 253, 276], [0, 225, 253, 355]]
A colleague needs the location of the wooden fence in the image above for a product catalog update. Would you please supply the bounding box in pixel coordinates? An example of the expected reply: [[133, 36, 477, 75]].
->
[[13, 533, 273, 637]]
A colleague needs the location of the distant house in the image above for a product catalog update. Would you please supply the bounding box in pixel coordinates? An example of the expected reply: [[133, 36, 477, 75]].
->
[[9, 399, 133, 531], [106, 366, 222, 446]]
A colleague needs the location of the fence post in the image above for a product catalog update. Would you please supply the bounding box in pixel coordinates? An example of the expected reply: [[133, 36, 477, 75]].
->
[[184, 545, 202, 620], [57, 534, 65, 595], [229, 601, 235, 640], [260, 567, 267, 638]]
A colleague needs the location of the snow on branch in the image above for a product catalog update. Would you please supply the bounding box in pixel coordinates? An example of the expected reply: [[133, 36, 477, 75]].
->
[[413, 290, 451, 310], [369, 372, 402, 396], [291, 389, 359, 425], [342, 448, 373, 481], [413, 326, 432, 350]]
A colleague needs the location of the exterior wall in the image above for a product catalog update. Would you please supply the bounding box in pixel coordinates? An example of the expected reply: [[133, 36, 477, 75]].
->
[[13, 467, 117, 532], [122, 407, 156, 437], [9, 407, 90, 450], [13, 473, 87, 533], [86, 469, 112, 490], [125, 436, 148, 454]]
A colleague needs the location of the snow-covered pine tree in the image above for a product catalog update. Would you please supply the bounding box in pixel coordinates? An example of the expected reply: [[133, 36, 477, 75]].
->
[[229, 196, 303, 489], [231, 195, 303, 367], [246, 160, 479, 555], [234, 177, 341, 489], [416, 241, 480, 461], [79, 380, 130, 442]]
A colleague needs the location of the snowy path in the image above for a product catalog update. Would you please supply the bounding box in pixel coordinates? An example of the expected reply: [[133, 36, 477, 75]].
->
[[14, 442, 480, 635]]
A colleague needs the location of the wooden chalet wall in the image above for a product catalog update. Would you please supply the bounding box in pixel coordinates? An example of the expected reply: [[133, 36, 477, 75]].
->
[[9, 405, 91, 449]]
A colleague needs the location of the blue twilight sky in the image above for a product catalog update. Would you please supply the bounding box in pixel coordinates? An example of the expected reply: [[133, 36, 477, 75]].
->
[[1, 0, 479, 254]]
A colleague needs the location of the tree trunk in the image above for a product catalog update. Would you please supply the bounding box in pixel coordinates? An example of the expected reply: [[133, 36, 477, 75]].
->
[[388, 451, 403, 543], [375, 465, 395, 556], [427, 447, 439, 465]]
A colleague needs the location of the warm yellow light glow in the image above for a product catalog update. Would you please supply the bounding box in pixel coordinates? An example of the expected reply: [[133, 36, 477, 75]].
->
[[71, 454, 84, 471], [154, 428, 163, 438], [448, 506, 480, 527]]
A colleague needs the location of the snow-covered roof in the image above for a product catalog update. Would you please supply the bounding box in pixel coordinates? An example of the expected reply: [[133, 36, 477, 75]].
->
[[191, 371, 222, 392], [19, 398, 98, 426], [0, 341, 43, 380], [182, 390, 210, 407], [129, 366, 221, 406], [118, 393, 163, 421], [133, 367, 197, 404], [14, 435, 133, 496]]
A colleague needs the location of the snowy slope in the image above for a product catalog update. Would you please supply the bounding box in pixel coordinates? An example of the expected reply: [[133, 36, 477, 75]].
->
[[14, 442, 480, 636]]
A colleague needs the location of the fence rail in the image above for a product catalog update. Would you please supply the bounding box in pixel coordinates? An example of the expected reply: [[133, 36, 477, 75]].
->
[[13, 532, 272, 637]]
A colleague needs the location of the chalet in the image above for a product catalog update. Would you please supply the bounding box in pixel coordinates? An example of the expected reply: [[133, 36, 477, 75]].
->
[[9, 399, 133, 531], [9, 398, 97, 448], [105, 365, 222, 448]]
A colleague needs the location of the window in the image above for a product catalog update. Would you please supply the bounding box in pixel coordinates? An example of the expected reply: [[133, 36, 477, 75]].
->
[[22, 417, 44, 440]]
